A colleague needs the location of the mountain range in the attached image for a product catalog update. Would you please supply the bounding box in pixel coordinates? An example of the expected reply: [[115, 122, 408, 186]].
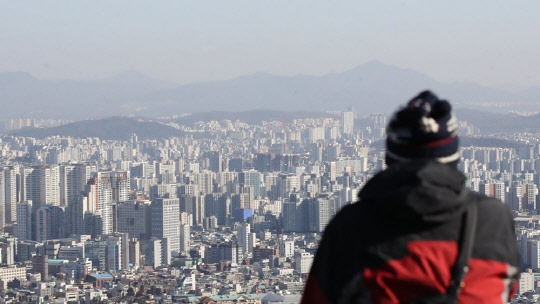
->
[[2, 61, 540, 119], [10, 117, 184, 140]]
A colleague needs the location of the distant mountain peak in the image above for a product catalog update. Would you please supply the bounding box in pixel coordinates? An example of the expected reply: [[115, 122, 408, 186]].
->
[[343, 60, 424, 76], [362, 59, 389, 67], [1, 61, 540, 119]]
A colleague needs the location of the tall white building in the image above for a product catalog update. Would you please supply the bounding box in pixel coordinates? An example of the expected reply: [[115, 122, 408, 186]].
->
[[93, 172, 114, 235], [151, 198, 180, 254], [0, 167, 18, 225], [40, 166, 60, 206], [341, 109, 354, 136], [60, 163, 96, 207], [295, 251, 314, 274], [309, 127, 326, 142], [237, 222, 255, 256], [146, 238, 163, 268], [112, 171, 130, 203], [519, 270, 535, 294], [20, 166, 60, 207]]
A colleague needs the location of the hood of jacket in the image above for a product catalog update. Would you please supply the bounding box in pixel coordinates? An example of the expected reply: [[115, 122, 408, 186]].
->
[[359, 160, 469, 223]]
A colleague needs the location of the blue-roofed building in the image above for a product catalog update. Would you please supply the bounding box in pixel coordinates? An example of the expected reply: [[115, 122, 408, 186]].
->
[[233, 208, 253, 222]]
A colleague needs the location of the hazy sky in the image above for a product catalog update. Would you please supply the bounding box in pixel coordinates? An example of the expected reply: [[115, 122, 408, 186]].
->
[[1, 1, 539, 86]]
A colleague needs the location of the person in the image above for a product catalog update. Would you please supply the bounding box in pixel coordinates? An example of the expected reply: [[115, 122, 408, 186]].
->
[[301, 91, 519, 303]]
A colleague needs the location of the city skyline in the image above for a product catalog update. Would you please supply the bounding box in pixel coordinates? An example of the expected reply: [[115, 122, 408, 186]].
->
[[0, 2, 538, 302], [0, 106, 534, 302]]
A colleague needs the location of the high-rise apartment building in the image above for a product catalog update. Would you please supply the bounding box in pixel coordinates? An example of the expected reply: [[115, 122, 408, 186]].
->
[[237, 222, 254, 256], [21, 167, 39, 204], [179, 194, 205, 226], [509, 182, 538, 211], [112, 171, 130, 203], [59, 163, 96, 207], [341, 109, 354, 136], [207, 194, 231, 226], [40, 166, 60, 206], [151, 198, 180, 254], [307, 197, 332, 233], [36, 205, 65, 242], [87, 172, 115, 235], [21, 166, 60, 207], [282, 201, 298, 232], [239, 170, 261, 199], [479, 180, 506, 204], [206, 151, 223, 173], [16, 201, 33, 241], [0, 167, 18, 225]]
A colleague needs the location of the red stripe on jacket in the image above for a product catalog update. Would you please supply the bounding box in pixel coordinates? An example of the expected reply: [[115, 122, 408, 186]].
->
[[361, 241, 516, 304], [363, 241, 457, 303]]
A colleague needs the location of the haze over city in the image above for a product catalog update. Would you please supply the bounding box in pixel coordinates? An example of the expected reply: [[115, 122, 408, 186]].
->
[[0, 2, 540, 304], [2, 1, 540, 87]]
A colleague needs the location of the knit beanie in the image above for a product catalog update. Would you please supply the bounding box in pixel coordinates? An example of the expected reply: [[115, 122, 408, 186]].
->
[[385, 90, 459, 165]]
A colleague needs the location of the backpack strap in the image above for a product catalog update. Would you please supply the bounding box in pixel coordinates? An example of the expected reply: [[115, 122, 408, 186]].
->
[[446, 191, 478, 297]]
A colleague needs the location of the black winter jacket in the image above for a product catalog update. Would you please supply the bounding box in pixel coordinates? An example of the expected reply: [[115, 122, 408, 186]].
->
[[301, 160, 519, 303]]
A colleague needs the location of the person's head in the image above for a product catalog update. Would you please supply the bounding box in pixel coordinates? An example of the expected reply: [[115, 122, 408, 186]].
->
[[385, 90, 459, 166]]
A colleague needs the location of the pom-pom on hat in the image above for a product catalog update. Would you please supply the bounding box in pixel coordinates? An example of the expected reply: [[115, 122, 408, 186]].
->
[[385, 90, 459, 165]]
